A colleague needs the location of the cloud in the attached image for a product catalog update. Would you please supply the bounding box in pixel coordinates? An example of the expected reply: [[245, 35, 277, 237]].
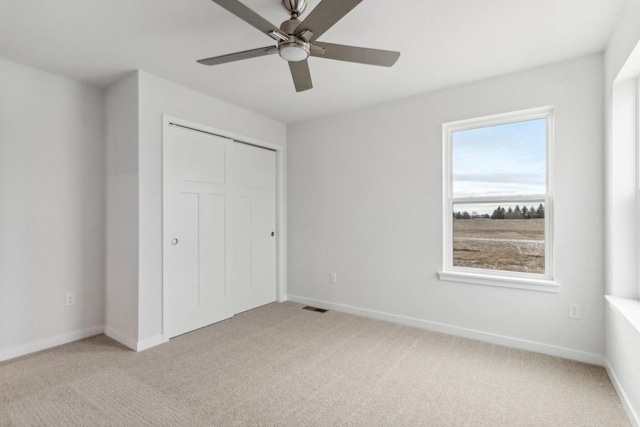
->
[[453, 172, 545, 185], [452, 179, 545, 198]]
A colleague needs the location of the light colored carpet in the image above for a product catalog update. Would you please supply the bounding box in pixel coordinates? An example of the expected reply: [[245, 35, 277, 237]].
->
[[0, 302, 629, 426]]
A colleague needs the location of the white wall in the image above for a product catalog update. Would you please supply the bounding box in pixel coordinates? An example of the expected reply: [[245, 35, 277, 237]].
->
[[0, 58, 105, 360], [604, 0, 640, 423], [288, 54, 605, 361], [136, 71, 287, 343], [105, 73, 140, 345]]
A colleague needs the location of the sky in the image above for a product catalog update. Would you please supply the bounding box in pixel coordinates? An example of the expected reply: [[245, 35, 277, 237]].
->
[[452, 118, 546, 215]]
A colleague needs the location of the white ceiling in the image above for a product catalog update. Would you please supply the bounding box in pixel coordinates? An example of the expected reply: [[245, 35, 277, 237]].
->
[[0, 0, 626, 123]]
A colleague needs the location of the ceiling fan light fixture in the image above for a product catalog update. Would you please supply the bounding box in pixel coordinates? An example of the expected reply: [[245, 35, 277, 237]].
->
[[278, 42, 310, 62]]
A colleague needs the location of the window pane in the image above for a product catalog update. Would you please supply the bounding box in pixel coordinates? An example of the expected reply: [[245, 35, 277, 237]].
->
[[452, 202, 545, 274], [452, 118, 546, 197]]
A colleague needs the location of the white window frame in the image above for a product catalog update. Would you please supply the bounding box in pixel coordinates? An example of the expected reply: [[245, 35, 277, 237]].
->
[[439, 106, 560, 292], [605, 74, 640, 338], [637, 75, 640, 299]]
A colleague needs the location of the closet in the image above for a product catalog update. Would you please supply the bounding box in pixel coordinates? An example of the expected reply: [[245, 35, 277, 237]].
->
[[163, 124, 276, 338]]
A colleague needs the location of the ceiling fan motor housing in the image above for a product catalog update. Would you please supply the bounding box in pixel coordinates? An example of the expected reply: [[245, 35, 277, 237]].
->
[[279, 18, 301, 36], [282, 0, 308, 18]]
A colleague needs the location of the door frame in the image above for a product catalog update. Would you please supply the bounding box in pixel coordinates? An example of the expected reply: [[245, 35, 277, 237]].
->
[[161, 114, 287, 343]]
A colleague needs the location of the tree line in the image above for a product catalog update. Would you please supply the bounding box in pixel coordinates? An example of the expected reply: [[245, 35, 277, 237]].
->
[[453, 204, 545, 220]]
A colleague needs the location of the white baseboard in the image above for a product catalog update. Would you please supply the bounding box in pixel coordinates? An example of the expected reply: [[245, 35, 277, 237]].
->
[[287, 295, 605, 366], [104, 327, 164, 352], [136, 334, 164, 351], [606, 361, 640, 427], [104, 326, 137, 351], [0, 324, 171, 363], [0, 325, 104, 362]]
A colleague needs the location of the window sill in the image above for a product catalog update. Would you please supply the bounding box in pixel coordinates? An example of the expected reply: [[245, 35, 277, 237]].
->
[[438, 270, 561, 293], [606, 295, 640, 335]]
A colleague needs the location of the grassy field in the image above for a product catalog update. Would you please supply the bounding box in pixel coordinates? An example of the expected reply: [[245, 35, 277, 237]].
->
[[453, 218, 544, 274]]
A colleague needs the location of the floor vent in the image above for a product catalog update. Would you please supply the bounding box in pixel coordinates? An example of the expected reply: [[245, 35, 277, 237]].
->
[[302, 306, 328, 313]]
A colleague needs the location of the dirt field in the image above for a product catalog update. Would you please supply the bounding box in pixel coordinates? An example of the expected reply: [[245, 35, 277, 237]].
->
[[453, 218, 544, 274]]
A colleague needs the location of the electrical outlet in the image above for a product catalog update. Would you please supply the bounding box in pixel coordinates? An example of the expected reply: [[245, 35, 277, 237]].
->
[[65, 292, 76, 306], [330, 273, 337, 284], [568, 302, 581, 319]]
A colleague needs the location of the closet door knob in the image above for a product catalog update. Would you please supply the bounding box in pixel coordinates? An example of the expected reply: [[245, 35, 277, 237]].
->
[[271, 232, 275, 237], [171, 238, 179, 245]]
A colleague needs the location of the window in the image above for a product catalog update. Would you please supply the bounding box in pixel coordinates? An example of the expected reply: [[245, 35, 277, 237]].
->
[[439, 107, 558, 292]]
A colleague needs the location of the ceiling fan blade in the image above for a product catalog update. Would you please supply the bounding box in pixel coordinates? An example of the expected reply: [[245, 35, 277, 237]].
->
[[288, 60, 313, 92], [210, 0, 284, 38], [294, 0, 363, 42], [197, 46, 276, 66], [311, 42, 400, 67]]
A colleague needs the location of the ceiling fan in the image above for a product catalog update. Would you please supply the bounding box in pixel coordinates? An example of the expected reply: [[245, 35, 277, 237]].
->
[[197, 0, 400, 92]]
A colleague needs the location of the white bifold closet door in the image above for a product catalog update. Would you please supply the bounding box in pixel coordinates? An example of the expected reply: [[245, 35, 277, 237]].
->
[[163, 125, 276, 339]]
